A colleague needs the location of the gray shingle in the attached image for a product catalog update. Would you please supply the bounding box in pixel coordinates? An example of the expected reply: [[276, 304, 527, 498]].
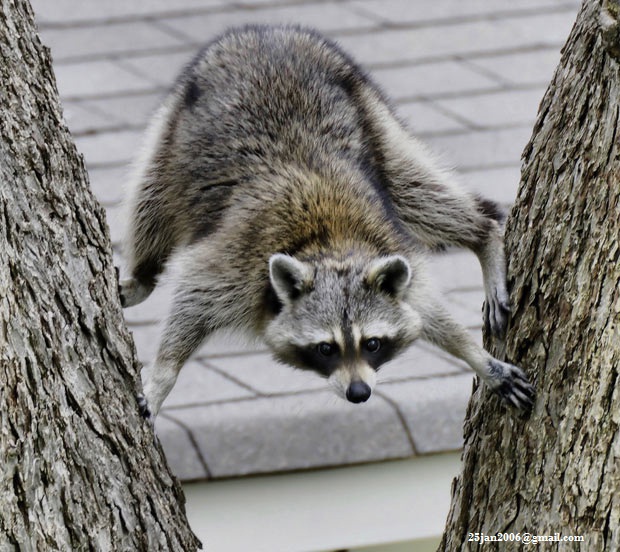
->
[[164, 392, 414, 477], [378, 373, 475, 453]]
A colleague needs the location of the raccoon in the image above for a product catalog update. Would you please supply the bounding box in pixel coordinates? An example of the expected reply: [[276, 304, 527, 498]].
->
[[119, 24, 535, 420]]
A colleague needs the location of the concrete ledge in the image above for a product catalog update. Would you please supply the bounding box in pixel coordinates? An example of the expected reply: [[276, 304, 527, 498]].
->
[[183, 453, 461, 552]]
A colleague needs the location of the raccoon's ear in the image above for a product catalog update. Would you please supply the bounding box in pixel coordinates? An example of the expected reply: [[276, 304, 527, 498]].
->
[[269, 254, 314, 304], [365, 255, 411, 298]]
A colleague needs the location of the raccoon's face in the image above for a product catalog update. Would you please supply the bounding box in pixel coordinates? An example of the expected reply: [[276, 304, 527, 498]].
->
[[264, 253, 422, 403]]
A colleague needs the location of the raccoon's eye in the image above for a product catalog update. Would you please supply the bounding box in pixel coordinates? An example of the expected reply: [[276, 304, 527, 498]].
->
[[317, 342, 336, 357], [364, 338, 381, 353]]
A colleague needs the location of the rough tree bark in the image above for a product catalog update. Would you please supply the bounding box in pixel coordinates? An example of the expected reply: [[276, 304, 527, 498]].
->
[[439, 0, 620, 550], [0, 1, 200, 550]]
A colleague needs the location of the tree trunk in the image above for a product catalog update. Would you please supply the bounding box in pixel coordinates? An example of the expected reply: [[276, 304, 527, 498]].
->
[[0, 1, 200, 549], [439, 1, 620, 550]]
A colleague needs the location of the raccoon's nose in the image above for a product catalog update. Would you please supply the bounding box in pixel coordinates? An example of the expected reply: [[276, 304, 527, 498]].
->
[[346, 381, 371, 403]]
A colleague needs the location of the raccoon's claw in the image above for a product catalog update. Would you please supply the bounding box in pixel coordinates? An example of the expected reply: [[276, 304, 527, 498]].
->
[[487, 359, 535, 413], [137, 393, 154, 424], [115, 266, 126, 306], [117, 270, 128, 308], [483, 289, 511, 339]]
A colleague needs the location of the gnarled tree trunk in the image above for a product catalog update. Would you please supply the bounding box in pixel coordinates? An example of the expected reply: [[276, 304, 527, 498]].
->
[[0, 1, 200, 549], [439, 1, 620, 550]]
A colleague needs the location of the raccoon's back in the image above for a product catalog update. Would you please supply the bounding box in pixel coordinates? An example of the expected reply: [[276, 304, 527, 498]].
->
[[171, 25, 371, 177]]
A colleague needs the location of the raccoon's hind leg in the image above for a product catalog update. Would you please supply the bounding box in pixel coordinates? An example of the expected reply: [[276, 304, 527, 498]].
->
[[120, 99, 182, 308], [361, 96, 511, 336], [119, 200, 175, 308], [420, 300, 535, 411]]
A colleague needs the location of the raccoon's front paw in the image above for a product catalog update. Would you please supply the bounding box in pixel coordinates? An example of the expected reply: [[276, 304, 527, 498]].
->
[[486, 359, 535, 412], [137, 393, 154, 424], [483, 287, 511, 339]]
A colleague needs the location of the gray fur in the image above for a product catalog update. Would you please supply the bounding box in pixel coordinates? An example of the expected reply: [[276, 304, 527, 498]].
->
[[120, 25, 534, 419]]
